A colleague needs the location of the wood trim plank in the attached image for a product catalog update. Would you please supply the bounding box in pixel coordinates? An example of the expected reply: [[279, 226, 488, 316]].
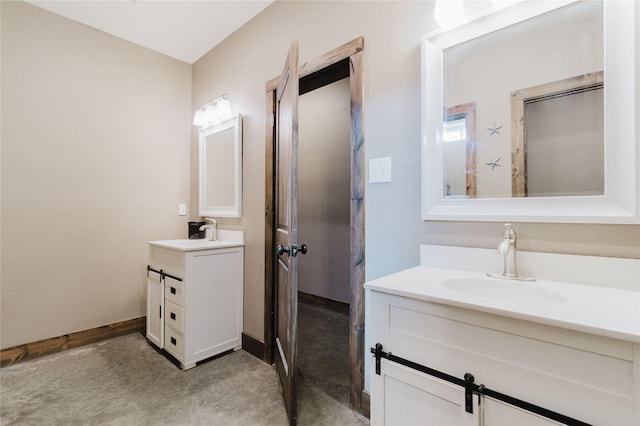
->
[[242, 332, 266, 361], [1, 317, 145, 368], [349, 47, 366, 414], [298, 291, 350, 316], [265, 36, 364, 92]]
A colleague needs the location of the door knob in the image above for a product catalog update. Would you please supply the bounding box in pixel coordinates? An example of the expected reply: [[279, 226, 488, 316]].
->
[[291, 244, 308, 257], [277, 244, 307, 257]]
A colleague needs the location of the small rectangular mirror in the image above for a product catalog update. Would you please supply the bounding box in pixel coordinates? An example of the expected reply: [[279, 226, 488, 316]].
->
[[199, 114, 242, 218]]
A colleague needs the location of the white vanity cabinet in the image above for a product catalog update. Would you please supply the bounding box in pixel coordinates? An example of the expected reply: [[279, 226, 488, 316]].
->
[[146, 233, 244, 370], [368, 287, 638, 426]]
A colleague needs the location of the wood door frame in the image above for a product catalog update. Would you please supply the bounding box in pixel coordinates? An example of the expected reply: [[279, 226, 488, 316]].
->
[[264, 36, 366, 414]]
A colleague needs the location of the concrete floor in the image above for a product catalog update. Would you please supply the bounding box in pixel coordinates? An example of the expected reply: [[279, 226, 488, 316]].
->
[[0, 303, 369, 426], [298, 302, 365, 425]]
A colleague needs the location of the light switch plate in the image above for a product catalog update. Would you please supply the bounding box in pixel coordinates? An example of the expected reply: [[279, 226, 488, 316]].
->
[[178, 203, 187, 216], [369, 157, 392, 183]]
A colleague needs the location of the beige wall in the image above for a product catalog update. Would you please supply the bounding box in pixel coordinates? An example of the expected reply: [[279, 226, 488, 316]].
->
[[2, 0, 637, 351], [1, 1, 192, 349], [193, 0, 639, 344]]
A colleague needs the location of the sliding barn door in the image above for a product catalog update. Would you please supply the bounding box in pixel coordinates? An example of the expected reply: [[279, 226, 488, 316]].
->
[[274, 39, 300, 426]]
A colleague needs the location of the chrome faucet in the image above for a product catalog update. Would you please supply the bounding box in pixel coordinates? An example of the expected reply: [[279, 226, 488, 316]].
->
[[497, 223, 518, 278], [199, 218, 217, 241], [488, 223, 535, 281]]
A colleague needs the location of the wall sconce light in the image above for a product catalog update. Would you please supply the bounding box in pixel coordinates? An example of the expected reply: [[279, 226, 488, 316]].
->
[[193, 94, 233, 128], [433, 0, 465, 29], [433, 0, 515, 30]]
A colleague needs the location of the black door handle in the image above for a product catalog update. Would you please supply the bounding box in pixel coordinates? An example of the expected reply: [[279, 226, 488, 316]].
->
[[277, 245, 290, 256], [277, 244, 308, 257]]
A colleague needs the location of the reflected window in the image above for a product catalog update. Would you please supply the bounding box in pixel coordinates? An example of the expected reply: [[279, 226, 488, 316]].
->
[[443, 102, 477, 198], [443, 117, 467, 143]]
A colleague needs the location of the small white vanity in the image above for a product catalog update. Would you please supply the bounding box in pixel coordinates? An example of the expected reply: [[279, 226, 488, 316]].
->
[[366, 245, 640, 425], [146, 230, 244, 370]]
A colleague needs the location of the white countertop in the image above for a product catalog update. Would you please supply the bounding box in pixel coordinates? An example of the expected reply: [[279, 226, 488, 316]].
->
[[365, 265, 640, 344], [148, 230, 244, 252], [147, 239, 244, 251]]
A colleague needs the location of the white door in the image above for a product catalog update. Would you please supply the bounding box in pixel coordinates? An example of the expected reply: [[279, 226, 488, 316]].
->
[[483, 397, 564, 425], [371, 358, 478, 426], [146, 268, 164, 348]]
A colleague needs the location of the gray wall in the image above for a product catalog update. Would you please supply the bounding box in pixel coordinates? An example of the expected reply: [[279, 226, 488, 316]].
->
[[298, 78, 351, 304]]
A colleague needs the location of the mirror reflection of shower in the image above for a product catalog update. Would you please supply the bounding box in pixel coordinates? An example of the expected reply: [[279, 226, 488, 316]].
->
[[441, 0, 604, 199]]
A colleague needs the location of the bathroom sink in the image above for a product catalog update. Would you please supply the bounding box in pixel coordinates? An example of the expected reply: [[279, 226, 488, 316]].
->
[[441, 278, 568, 304]]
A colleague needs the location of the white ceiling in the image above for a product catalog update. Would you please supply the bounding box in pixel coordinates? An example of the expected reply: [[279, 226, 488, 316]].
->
[[26, 0, 274, 64]]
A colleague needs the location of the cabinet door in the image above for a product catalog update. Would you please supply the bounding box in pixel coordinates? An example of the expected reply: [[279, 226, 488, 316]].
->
[[146, 269, 164, 348], [371, 358, 478, 426], [186, 248, 243, 363], [483, 397, 563, 426]]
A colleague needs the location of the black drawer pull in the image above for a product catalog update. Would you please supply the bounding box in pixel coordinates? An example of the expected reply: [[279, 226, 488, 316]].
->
[[170, 287, 176, 295], [170, 337, 177, 345], [170, 312, 176, 320]]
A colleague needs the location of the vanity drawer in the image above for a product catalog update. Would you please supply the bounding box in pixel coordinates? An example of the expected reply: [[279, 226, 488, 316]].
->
[[164, 301, 184, 333], [164, 325, 185, 361], [149, 246, 184, 277], [164, 276, 184, 307]]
